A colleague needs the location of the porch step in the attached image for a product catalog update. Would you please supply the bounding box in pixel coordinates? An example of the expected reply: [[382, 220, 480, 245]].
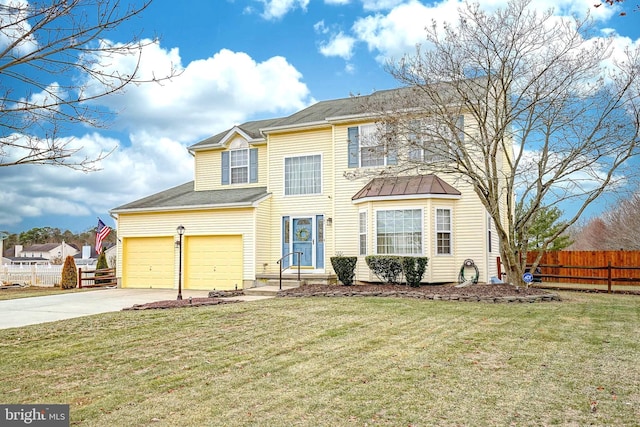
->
[[254, 273, 337, 288]]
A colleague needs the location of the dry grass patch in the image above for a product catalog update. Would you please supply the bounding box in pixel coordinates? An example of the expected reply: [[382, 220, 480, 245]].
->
[[0, 292, 638, 426]]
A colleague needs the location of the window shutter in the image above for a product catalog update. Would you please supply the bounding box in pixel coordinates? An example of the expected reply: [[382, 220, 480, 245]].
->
[[221, 151, 229, 185], [249, 148, 258, 183], [348, 127, 359, 168]]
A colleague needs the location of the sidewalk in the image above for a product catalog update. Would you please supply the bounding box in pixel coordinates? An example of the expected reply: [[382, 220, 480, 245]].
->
[[0, 288, 270, 329]]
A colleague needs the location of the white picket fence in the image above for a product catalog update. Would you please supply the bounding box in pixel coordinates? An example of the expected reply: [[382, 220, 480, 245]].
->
[[1, 265, 64, 287]]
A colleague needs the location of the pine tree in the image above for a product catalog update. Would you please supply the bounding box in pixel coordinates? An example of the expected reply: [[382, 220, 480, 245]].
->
[[60, 256, 77, 289]]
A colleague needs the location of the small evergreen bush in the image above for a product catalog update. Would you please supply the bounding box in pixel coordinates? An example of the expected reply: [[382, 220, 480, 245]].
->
[[402, 256, 429, 287], [365, 255, 403, 284], [60, 255, 77, 289], [330, 256, 357, 286], [95, 251, 108, 284]]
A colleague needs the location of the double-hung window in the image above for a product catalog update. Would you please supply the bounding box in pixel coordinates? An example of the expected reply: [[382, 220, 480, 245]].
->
[[221, 144, 258, 185], [376, 209, 422, 255], [359, 211, 368, 255], [284, 154, 322, 195], [436, 208, 452, 255], [348, 124, 397, 168], [406, 116, 464, 164], [230, 149, 248, 184]]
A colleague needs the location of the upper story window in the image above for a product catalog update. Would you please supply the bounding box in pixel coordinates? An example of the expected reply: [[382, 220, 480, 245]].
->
[[407, 116, 464, 163], [348, 124, 397, 168], [284, 154, 322, 196], [221, 140, 258, 185], [230, 149, 249, 184]]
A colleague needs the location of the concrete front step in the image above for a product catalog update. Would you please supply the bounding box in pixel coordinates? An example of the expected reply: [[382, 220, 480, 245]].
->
[[254, 273, 337, 288]]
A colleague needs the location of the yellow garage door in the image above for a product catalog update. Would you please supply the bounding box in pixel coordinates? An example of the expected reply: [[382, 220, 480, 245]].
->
[[184, 235, 243, 290], [123, 237, 174, 289]]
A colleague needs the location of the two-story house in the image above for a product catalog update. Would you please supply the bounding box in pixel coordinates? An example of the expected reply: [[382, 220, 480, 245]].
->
[[110, 86, 506, 290]]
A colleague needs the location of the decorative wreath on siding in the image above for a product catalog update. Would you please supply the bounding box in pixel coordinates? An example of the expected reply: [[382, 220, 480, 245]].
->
[[295, 227, 310, 241]]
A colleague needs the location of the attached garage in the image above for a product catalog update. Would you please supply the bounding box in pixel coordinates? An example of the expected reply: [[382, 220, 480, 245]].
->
[[184, 235, 243, 290], [122, 237, 174, 289]]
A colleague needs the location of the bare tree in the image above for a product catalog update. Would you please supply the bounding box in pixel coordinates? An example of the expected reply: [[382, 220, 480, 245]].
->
[[0, 0, 178, 171], [566, 218, 609, 250], [601, 193, 640, 249], [359, 0, 640, 286]]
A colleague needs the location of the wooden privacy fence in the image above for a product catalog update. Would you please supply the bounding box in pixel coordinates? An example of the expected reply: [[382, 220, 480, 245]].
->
[[78, 267, 117, 288], [526, 250, 640, 292]]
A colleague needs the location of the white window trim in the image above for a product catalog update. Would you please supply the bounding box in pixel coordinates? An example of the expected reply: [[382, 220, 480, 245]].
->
[[283, 153, 323, 196], [435, 207, 453, 256], [373, 207, 424, 256]]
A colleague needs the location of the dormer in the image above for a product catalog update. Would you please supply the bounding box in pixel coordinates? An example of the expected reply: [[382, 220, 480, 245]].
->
[[189, 119, 276, 191]]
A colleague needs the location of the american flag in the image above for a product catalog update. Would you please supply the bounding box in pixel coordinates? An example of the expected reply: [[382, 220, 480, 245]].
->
[[96, 218, 111, 254]]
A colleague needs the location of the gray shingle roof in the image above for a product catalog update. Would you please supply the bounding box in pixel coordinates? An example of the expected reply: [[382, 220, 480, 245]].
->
[[189, 118, 281, 150], [111, 182, 269, 212], [188, 86, 423, 150]]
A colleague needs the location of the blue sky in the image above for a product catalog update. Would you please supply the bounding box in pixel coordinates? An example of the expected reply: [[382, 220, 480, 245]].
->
[[1, 0, 639, 234]]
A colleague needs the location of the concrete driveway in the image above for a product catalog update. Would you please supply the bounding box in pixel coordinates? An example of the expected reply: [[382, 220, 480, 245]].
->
[[0, 288, 215, 329]]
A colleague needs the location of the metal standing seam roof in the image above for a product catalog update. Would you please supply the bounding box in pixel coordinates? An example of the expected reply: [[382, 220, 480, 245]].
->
[[111, 182, 270, 212], [352, 175, 461, 202]]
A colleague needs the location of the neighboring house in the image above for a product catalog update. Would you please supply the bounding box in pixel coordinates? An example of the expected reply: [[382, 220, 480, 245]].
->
[[9, 243, 79, 265], [111, 86, 507, 290]]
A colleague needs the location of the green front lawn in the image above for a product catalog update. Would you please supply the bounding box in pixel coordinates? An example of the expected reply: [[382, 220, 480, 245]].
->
[[1, 292, 638, 426]]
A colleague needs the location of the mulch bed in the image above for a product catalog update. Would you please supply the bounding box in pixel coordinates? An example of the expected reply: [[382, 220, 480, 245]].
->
[[122, 283, 560, 310], [277, 283, 560, 303], [122, 297, 242, 310]]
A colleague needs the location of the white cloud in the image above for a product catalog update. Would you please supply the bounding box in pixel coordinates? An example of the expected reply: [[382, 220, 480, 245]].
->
[[361, 0, 406, 11], [81, 41, 311, 143], [0, 0, 38, 56], [353, 0, 441, 61], [0, 131, 193, 229], [319, 32, 357, 59], [1, 40, 312, 231], [345, 0, 634, 64], [255, 0, 310, 20], [325, 0, 350, 4], [314, 20, 329, 34]]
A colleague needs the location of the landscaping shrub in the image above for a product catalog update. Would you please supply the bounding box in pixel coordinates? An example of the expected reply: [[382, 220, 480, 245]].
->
[[95, 251, 109, 284], [402, 256, 429, 287], [365, 255, 403, 284], [60, 256, 77, 289], [330, 256, 357, 286]]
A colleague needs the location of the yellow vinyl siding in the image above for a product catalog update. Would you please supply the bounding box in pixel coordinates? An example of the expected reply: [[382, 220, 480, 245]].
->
[[116, 208, 259, 288], [122, 237, 174, 288], [184, 235, 242, 290], [194, 143, 267, 191], [255, 197, 272, 275], [265, 127, 334, 274]]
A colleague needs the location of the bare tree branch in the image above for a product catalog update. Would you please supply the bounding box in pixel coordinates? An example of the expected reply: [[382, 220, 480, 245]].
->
[[0, 0, 179, 171], [350, 0, 640, 286]]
